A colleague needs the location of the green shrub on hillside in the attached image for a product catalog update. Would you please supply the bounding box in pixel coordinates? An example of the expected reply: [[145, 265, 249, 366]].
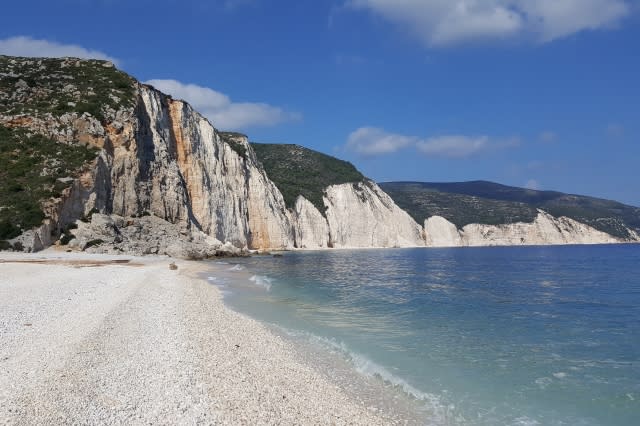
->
[[0, 125, 98, 239], [219, 132, 248, 159], [251, 143, 365, 215]]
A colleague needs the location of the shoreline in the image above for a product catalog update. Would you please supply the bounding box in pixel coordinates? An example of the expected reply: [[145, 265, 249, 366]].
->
[[0, 250, 407, 424], [198, 261, 428, 424], [273, 240, 640, 253]]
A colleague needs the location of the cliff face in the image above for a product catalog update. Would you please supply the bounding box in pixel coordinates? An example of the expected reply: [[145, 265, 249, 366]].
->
[[68, 85, 296, 251], [2, 57, 422, 253], [424, 216, 462, 247], [130, 91, 294, 249], [381, 181, 640, 241], [424, 211, 624, 247], [289, 183, 425, 249], [292, 196, 330, 249], [324, 182, 425, 248]]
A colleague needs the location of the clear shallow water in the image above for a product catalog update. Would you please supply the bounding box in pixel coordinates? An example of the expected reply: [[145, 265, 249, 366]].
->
[[208, 245, 640, 425]]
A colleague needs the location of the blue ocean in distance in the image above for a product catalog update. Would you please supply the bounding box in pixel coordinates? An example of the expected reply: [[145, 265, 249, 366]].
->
[[207, 245, 640, 425]]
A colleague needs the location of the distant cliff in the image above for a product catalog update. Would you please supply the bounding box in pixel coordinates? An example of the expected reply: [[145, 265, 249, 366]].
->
[[382, 181, 640, 247]]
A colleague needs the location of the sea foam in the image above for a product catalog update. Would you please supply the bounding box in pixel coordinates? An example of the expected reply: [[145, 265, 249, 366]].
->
[[249, 275, 273, 291], [279, 328, 457, 424]]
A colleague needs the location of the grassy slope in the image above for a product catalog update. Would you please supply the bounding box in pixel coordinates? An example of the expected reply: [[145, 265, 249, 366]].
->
[[380, 181, 640, 240], [251, 143, 365, 215]]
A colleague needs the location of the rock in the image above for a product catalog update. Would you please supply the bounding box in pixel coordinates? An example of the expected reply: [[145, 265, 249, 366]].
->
[[323, 181, 425, 248], [292, 196, 330, 249], [425, 216, 462, 247], [169, 262, 178, 270], [461, 210, 620, 246], [290, 182, 425, 249], [422, 211, 621, 247]]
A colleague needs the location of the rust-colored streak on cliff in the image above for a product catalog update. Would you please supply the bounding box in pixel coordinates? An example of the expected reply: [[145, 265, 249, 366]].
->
[[168, 100, 204, 227], [168, 101, 189, 180]]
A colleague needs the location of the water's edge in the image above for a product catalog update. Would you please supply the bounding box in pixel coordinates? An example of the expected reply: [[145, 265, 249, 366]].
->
[[198, 264, 431, 425]]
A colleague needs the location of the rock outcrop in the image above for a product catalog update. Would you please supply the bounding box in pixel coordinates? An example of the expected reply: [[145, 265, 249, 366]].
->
[[67, 213, 242, 259], [424, 216, 462, 247], [292, 196, 330, 249], [323, 182, 424, 248], [423, 211, 624, 247], [289, 182, 425, 249]]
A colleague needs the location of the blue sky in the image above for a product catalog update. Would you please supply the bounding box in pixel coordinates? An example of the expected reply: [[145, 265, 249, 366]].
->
[[1, 0, 639, 205]]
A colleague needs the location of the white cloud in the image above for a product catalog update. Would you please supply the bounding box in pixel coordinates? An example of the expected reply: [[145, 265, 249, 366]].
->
[[145, 79, 300, 130], [348, 0, 631, 46], [346, 127, 416, 156], [416, 135, 490, 158], [346, 127, 516, 158], [521, 0, 630, 42], [0, 36, 119, 64]]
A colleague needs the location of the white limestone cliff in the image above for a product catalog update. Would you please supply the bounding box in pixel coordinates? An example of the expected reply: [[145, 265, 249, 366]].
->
[[423, 211, 626, 248], [292, 196, 330, 249], [288, 183, 426, 249], [424, 216, 462, 247], [5, 78, 426, 253], [323, 182, 425, 248]]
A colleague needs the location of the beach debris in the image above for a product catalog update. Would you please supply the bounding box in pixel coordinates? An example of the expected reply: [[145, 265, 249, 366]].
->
[[169, 262, 178, 270], [234, 344, 240, 348]]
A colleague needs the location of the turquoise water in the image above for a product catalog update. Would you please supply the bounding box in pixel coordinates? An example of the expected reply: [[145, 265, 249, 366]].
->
[[208, 245, 640, 425]]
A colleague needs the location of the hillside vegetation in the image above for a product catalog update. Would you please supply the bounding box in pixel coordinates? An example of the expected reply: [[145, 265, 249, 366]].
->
[[0, 125, 98, 246], [0, 55, 136, 122], [251, 143, 365, 215], [0, 55, 132, 247], [380, 181, 640, 240]]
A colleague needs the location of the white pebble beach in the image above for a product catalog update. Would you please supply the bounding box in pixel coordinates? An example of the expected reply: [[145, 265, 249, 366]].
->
[[0, 251, 406, 425]]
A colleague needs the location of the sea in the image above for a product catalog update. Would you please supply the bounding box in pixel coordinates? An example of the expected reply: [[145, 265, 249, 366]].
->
[[205, 245, 640, 425]]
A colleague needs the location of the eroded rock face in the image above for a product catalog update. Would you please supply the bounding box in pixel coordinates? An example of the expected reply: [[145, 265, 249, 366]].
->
[[323, 182, 425, 248], [103, 87, 297, 250], [5, 82, 298, 253], [4, 74, 424, 253], [424, 216, 462, 247], [66, 214, 243, 259], [461, 211, 620, 246], [423, 211, 623, 247], [292, 196, 330, 249]]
